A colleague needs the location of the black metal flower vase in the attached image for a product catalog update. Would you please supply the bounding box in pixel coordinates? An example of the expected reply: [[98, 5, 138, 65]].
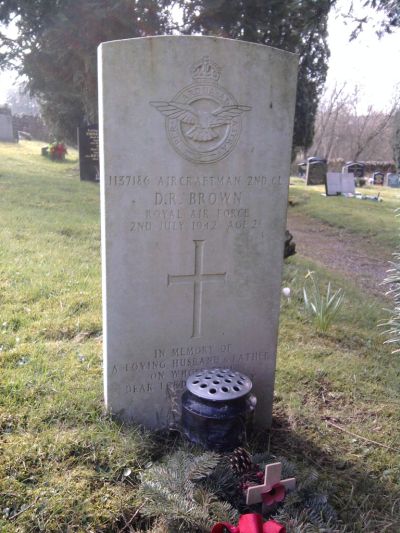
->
[[181, 368, 256, 452]]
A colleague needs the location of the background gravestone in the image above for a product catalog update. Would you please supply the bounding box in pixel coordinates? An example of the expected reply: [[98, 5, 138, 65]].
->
[[99, 36, 298, 429], [326, 172, 355, 196], [372, 171, 384, 185], [0, 106, 15, 142], [297, 161, 307, 177], [341, 173, 356, 194], [78, 124, 99, 182], [387, 173, 400, 188], [343, 161, 365, 177], [325, 172, 341, 195], [306, 157, 327, 185]]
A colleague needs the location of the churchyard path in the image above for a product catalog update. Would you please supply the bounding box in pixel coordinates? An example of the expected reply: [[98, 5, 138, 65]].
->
[[287, 211, 392, 299]]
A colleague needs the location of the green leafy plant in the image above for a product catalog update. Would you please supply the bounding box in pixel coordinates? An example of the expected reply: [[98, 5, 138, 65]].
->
[[302, 273, 344, 333]]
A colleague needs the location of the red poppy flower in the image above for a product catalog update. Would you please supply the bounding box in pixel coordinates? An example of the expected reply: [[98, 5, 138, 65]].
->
[[261, 483, 285, 506]]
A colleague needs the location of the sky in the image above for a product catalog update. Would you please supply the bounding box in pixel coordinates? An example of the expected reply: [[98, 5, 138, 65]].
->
[[0, 1, 399, 111], [325, 0, 400, 112]]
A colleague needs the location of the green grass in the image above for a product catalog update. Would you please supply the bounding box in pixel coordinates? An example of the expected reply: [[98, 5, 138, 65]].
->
[[0, 142, 399, 531], [0, 142, 151, 532], [289, 178, 400, 252], [277, 258, 400, 531]]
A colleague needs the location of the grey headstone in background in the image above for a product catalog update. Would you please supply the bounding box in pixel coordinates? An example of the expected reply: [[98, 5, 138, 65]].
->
[[387, 173, 400, 188], [98, 36, 298, 429], [306, 157, 327, 185], [0, 106, 14, 142]]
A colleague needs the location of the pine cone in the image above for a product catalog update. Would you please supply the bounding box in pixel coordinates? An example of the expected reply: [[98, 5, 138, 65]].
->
[[229, 447, 253, 475]]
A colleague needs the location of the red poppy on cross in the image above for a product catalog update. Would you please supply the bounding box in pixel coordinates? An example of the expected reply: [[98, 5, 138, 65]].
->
[[245, 462, 296, 506]]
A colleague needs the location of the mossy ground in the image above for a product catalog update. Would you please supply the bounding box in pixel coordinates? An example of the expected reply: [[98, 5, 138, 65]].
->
[[0, 142, 399, 531]]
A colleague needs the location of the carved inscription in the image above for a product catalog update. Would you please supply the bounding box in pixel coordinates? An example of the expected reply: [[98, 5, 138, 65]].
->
[[79, 125, 99, 182], [150, 57, 251, 163], [107, 174, 281, 234], [85, 128, 99, 161], [108, 174, 280, 187], [168, 240, 226, 338], [111, 343, 270, 397], [106, 172, 283, 397]]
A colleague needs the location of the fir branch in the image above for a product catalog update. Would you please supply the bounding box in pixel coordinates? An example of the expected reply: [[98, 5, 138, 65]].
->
[[188, 451, 221, 480], [137, 451, 237, 532], [136, 449, 340, 532]]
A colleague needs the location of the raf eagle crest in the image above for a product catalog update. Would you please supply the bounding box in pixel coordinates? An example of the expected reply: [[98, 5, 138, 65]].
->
[[150, 57, 251, 164]]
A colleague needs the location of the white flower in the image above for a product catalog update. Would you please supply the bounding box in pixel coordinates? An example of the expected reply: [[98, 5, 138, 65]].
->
[[282, 287, 291, 298], [122, 468, 132, 478]]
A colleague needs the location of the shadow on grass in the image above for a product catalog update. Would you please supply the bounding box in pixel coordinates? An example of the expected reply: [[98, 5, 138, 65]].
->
[[250, 411, 400, 532]]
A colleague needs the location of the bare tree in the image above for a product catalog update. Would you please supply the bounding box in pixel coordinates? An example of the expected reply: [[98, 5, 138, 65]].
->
[[5, 83, 40, 116], [310, 85, 399, 162], [312, 83, 350, 159], [349, 88, 399, 160], [391, 109, 400, 170]]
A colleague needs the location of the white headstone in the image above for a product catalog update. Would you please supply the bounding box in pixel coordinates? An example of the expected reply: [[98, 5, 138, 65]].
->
[[0, 109, 14, 141], [326, 172, 355, 196], [341, 172, 355, 194], [326, 173, 341, 195], [98, 36, 298, 429]]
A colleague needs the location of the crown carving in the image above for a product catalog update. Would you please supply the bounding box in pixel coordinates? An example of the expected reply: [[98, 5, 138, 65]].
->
[[191, 56, 221, 82]]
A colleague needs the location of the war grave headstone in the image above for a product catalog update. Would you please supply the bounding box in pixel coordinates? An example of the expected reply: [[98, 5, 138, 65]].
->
[[372, 171, 384, 185], [306, 157, 327, 185], [98, 36, 298, 429], [78, 124, 100, 182], [0, 106, 14, 142], [326, 172, 355, 196]]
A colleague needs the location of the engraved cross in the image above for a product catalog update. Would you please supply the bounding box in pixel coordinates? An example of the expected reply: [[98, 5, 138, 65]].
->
[[167, 240, 226, 338]]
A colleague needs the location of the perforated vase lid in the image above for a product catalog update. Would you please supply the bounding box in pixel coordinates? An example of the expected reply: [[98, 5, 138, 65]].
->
[[186, 368, 252, 401]]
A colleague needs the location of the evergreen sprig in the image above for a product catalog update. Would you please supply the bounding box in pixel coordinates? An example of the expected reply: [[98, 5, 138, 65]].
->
[[136, 449, 341, 532], [137, 451, 238, 532]]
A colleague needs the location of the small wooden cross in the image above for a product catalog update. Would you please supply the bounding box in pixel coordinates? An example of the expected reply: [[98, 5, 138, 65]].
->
[[246, 462, 296, 505]]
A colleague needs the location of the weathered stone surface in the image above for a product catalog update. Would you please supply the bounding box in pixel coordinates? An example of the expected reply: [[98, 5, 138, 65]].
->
[[98, 36, 298, 429]]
